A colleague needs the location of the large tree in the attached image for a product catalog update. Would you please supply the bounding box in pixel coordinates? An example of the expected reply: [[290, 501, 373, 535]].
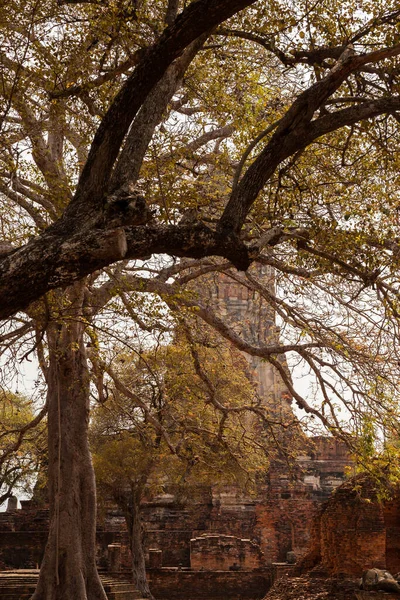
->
[[2, 1, 400, 599]]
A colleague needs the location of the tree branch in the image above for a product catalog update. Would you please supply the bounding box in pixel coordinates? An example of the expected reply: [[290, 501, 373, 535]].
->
[[218, 43, 400, 234], [60, 0, 258, 230]]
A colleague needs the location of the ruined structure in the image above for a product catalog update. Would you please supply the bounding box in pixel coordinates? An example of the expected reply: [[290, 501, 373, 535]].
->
[[204, 264, 291, 416], [300, 474, 400, 577], [0, 266, 355, 598]]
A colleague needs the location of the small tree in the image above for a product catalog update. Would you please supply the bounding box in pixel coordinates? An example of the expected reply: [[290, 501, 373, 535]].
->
[[0, 390, 45, 506], [91, 326, 270, 598]]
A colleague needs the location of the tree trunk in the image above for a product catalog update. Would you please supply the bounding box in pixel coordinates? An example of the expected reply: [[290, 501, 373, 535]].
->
[[118, 488, 154, 600], [124, 491, 155, 600], [31, 286, 107, 600]]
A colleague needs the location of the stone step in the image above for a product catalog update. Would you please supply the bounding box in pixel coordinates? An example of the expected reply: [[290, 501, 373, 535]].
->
[[0, 579, 37, 590], [0, 571, 145, 599], [101, 579, 145, 600], [0, 586, 37, 594], [102, 580, 136, 590], [107, 593, 146, 600], [0, 580, 39, 584], [0, 575, 39, 581], [0, 596, 32, 600], [0, 576, 39, 581]]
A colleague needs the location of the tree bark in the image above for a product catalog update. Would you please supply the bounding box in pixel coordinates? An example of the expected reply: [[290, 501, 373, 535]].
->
[[31, 285, 107, 600], [112, 485, 154, 600], [126, 491, 154, 600], [0, 223, 251, 320]]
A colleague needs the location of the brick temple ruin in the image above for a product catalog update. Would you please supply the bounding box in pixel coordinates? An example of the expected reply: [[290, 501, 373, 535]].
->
[[0, 266, 357, 598]]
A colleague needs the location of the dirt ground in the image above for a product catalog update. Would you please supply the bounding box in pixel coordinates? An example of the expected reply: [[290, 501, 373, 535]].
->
[[263, 576, 360, 600]]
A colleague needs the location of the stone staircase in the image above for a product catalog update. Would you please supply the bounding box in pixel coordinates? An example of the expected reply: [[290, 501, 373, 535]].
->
[[0, 570, 145, 599], [0, 571, 38, 599], [101, 575, 145, 600]]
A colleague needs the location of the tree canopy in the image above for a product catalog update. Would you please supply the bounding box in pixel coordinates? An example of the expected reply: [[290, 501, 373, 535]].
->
[[1, 0, 400, 316], [3, 0, 400, 597], [1, 0, 400, 465], [92, 326, 271, 494]]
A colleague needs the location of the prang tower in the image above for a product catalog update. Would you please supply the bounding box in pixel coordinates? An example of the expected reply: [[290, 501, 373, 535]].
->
[[203, 263, 293, 421]]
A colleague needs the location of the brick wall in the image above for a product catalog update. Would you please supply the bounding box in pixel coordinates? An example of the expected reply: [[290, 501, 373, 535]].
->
[[0, 531, 47, 568], [0, 437, 353, 574], [310, 475, 387, 576], [383, 496, 400, 574], [255, 477, 320, 564], [190, 534, 264, 570], [147, 569, 271, 599]]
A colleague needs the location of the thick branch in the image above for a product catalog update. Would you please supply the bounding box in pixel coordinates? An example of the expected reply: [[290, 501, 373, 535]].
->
[[219, 44, 400, 234], [0, 223, 249, 319], [111, 35, 208, 190], [165, 0, 180, 26], [60, 0, 258, 230]]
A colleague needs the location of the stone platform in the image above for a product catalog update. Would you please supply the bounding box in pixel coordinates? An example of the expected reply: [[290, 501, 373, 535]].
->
[[0, 570, 145, 600], [147, 568, 270, 599]]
